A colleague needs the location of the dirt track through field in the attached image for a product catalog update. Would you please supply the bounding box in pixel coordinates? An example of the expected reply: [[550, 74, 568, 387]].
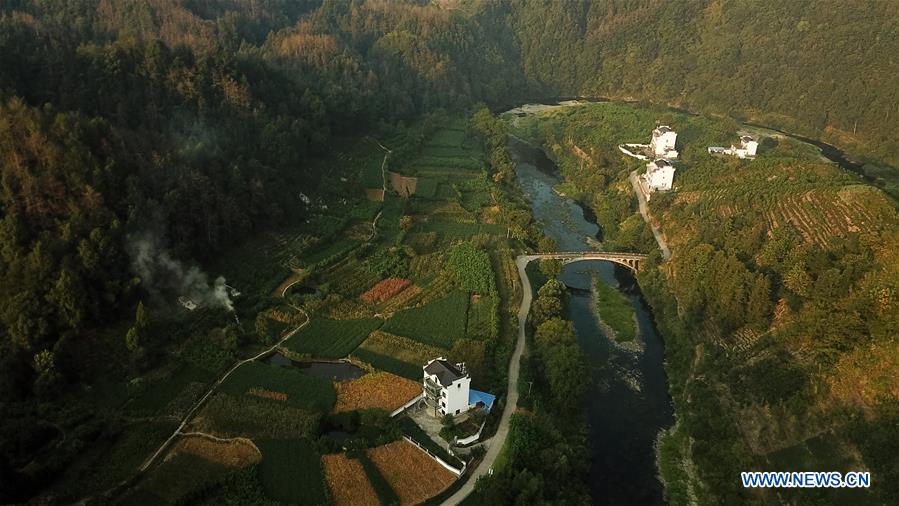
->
[[368, 137, 392, 240]]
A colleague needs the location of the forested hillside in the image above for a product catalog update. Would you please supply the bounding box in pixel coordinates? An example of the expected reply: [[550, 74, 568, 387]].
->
[[507, 0, 899, 169]]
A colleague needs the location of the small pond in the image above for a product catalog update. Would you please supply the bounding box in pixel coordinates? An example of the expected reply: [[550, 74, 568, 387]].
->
[[266, 352, 366, 381]]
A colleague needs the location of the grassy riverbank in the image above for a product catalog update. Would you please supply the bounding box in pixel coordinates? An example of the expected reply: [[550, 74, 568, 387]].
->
[[592, 276, 636, 343]]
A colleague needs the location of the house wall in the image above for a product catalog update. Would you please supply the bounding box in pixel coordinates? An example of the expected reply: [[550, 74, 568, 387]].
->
[[651, 131, 677, 155], [443, 376, 471, 416]]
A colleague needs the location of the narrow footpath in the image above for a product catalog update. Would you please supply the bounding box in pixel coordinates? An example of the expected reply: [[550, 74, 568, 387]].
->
[[442, 255, 536, 505], [137, 306, 310, 474]]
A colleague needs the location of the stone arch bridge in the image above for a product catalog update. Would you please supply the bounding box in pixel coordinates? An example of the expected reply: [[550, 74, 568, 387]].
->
[[523, 251, 648, 272]]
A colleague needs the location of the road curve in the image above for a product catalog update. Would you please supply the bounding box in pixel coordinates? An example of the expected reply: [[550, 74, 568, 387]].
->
[[443, 255, 537, 505]]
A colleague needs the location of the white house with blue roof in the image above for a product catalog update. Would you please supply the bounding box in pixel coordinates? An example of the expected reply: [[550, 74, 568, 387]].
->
[[423, 357, 495, 418]]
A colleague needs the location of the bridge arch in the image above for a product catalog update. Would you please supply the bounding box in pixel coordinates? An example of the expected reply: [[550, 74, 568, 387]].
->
[[528, 251, 647, 273]]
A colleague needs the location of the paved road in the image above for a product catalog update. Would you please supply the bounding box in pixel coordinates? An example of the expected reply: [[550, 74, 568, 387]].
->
[[443, 255, 536, 505], [629, 170, 672, 260]]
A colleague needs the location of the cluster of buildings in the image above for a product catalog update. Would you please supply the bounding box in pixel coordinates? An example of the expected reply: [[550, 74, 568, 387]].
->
[[423, 357, 495, 418], [708, 135, 759, 159], [619, 125, 762, 198]]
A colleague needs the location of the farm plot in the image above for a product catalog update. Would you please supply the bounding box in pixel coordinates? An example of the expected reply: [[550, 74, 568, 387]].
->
[[298, 238, 359, 269], [381, 290, 469, 348], [283, 317, 382, 358], [425, 127, 467, 148], [377, 284, 422, 314], [135, 452, 231, 504], [361, 278, 411, 304], [210, 227, 315, 295], [125, 363, 214, 416], [333, 372, 421, 413], [357, 331, 445, 373], [174, 435, 261, 468], [257, 438, 329, 505], [366, 440, 457, 505], [190, 393, 321, 439], [219, 361, 336, 412], [414, 176, 439, 198], [419, 221, 506, 240], [465, 294, 498, 340], [319, 260, 381, 297], [322, 453, 379, 506]]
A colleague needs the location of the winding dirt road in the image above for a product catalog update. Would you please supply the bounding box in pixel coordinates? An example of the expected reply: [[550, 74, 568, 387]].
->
[[629, 170, 671, 260], [442, 255, 535, 505]]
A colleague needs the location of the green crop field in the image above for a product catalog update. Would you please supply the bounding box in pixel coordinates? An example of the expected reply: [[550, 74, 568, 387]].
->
[[465, 294, 497, 340], [283, 317, 382, 358], [425, 127, 467, 147], [191, 393, 322, 439], [418, 221, 505, 240], [352, 349, 422, 380], [137, 453, 230, 504], [298, 238, 359, 268], [414, 176, 439, 198], [219, 361, 335, 411], [420, 145, 476, 158], [381, 290, 468, 348], [257, 438, 328, 505], [126, 363, 214, 416]]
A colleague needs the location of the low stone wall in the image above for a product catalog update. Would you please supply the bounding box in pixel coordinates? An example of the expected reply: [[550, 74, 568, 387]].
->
[[402, 436, 465, 477], [389, 393, 423, 418], [454, 420, 487, 447]]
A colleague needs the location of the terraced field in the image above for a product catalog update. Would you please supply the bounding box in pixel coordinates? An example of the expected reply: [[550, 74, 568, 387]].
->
[[352, 331, 445, 379], [283, 317, 383, 359]]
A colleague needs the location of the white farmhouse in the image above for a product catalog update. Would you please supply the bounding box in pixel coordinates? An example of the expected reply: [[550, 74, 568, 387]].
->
[[643, 159, 676, 192], [708, 135, 759, 159], [423, 357, 471, 417], [650, 125, 678, 158], [733, 135, 758, 158]]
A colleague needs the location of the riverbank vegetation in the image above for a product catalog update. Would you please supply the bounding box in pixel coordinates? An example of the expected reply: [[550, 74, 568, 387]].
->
[[592, 276, 637, 343], [515, 101, 899, 504], [469, 276, 591, 504]]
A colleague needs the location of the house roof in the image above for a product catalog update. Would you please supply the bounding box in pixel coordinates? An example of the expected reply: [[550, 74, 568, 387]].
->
[[654, 125, 673, 134], [741, 135, 755, 142], [652, 159, 672, 168], [424, 358, 466, 386], [469, 389, 496, 412]]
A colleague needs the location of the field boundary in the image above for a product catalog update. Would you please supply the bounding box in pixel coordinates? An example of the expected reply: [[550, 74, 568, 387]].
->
[[136, 307, 310, 475], [402, 436, 465, 477], [390, 394, 424, 417]]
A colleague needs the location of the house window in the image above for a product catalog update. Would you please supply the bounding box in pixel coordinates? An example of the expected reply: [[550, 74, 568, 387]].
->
[[455, 409, 460, 415], [457, 384, 460, 389]]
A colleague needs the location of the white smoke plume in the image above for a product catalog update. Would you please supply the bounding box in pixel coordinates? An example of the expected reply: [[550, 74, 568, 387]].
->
[[129, 233, 234, 311]]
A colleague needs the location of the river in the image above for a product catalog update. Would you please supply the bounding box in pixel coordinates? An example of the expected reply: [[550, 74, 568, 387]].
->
[[508, 135, 674, 505]]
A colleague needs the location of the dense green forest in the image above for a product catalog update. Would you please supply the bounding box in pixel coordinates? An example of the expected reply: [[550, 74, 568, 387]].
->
[[1, 0, 898, 504]]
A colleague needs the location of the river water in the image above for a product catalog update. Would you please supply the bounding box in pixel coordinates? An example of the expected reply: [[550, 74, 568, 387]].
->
[[508, 136, 674, 505]]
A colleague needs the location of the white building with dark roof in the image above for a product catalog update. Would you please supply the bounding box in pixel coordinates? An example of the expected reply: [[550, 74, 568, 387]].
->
[[643, 159, 676, 192], [734, 136, 759, 158], [708, 135, 759, 159], [650, 125, 678, 158], [423, 357, 471, 417]]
